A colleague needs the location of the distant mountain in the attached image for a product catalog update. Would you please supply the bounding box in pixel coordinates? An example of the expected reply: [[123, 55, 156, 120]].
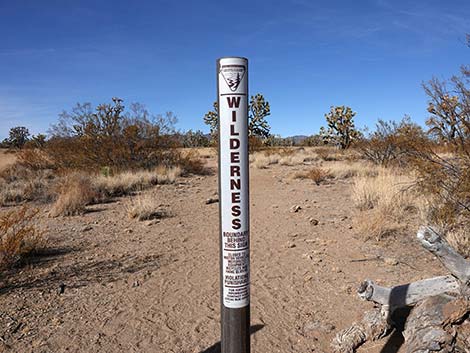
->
[[286, 135, 309, 144]]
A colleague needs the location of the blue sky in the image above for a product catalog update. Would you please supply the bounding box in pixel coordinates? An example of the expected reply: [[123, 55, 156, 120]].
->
[[0, 0, 469, 139]]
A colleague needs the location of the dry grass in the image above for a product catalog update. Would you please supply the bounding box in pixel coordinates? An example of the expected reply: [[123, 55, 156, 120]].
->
[[0, 206, 44, 269], [49, 173, 97, 217], [93, 166, 182, 197], [351, 169, 420, 240], [0, 166, 55, 206], [251, 154, 280, 169], [0, 149, 17, 172], [325, 161, 379, 179], [446, 227, 470, 258], [293, 167, 332, 185], [125, 193, 169, 221]]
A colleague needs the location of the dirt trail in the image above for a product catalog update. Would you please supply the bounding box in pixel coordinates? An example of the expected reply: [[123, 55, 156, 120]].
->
[[0, 159, 445, 353]]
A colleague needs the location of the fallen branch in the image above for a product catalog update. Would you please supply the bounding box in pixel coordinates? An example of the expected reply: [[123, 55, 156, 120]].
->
[[358, 276, 460, 310], [417, 226, 470, 284], [332, 225, 470, 352]]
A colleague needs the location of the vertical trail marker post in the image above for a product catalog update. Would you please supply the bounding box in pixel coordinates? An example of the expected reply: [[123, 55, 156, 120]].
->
[[217, 57, 251, 353]]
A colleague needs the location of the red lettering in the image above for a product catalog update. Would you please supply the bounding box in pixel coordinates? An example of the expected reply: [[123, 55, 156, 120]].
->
[[230, 166, 240, 177], [232, 192, 241, 203], [230, 138, 240, 149], [231, 151, 240, 163], [230, 178, 241, 190], [227, 96, 241, 108]]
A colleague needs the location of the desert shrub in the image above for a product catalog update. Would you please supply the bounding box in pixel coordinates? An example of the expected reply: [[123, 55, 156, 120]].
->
[[410, 66, 470, 243], [294, 167, 332, 185], [180, 130, 210, 148], [178, 151, 208, 175], [16, 148, 55, 171], [125, 193, 169, 221], [50, 173, 98, 217], [46, 98, 185, 172], [315, 147, 340, 161], [359, 117, 428, 167], [0, 206, 44, 269], [0, 163, 55, 206]]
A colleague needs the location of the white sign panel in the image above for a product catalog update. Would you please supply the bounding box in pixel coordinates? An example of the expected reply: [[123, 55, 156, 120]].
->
[[218, 57, 250, 309]]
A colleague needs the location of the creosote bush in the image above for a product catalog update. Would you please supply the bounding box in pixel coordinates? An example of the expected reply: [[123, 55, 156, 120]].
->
[[0, 206, 44, 269]]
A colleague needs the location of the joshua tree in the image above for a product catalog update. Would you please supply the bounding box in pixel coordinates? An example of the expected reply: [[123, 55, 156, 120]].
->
[[203, 93, 271, 142], [320, 106, 360, 149]]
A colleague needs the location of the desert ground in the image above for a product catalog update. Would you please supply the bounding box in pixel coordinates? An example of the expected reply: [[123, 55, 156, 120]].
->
[[0, 150, 446, 353]]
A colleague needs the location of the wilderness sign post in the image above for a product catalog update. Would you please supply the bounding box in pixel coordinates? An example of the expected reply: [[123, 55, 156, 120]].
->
[[217, 57, 250, 353]]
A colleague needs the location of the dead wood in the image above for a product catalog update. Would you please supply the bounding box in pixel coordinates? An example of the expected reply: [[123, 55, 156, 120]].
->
[[332, 226, 470, 353]]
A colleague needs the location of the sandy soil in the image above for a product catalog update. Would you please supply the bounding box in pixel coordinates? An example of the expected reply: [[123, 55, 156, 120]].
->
[[0, 156, 446, 353], [0, 150, 16, 172]]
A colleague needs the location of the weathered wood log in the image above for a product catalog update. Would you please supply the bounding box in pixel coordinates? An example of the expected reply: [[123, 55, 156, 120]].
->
[[358, 276, 460, 310], [403, 295, 470, 353], [418, 226, 470, 284], [331, 307, 391, 353], [332, 225, 470, 353]]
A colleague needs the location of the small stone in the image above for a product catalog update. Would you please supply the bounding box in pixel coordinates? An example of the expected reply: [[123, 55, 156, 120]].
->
[[81, 225, 93, 232], [290, 205, 302, 213], [288, 233, 299, 238], [286, 242, 296, 248], [132, 280, 140, 287], [384, 257, 399, 266], [308, 217, 319, 226], [58, 283, 66, 294], [125, 229, 133, 234], [205, 198, 219, 204]]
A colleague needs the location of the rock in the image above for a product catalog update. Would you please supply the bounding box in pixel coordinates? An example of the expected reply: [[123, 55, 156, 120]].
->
[[286, 242, 296, 248], [125, 229, 133, 234], [81, 225, 93, 232], [145, 220, 160, 226], [290, 205, 302, 213], [308, 217, 319, 226], [384, 257, 399, 266], [132, 280, 140, 287], [205, 198, 219, 204], [288, 233, 299, 238], [58, 283, 66, 294]]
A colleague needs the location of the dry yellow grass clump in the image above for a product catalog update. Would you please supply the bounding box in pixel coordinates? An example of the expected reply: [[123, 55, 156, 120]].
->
[[49, 166, 182, 217], [351, 168, 419, 240], [0, 149, 17, 172], [251, 153, 280, 169], [93, 166, 182, 197], [293, 167, 332, 185], [49, 173, 97, 217], [325, 161, 378, 179], [125, 193, 168, 221], [0, 206, 44, 269]]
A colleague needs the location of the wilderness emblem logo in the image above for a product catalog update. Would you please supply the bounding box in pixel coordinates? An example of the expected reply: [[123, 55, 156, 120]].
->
[[220, 64, 246, 92]]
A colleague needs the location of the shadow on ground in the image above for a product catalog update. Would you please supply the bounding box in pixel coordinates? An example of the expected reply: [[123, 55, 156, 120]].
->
[[0, 248, 162, 295]]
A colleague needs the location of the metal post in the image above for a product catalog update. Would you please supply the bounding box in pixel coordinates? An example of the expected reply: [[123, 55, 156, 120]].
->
[[217, 57, 250, 353]]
